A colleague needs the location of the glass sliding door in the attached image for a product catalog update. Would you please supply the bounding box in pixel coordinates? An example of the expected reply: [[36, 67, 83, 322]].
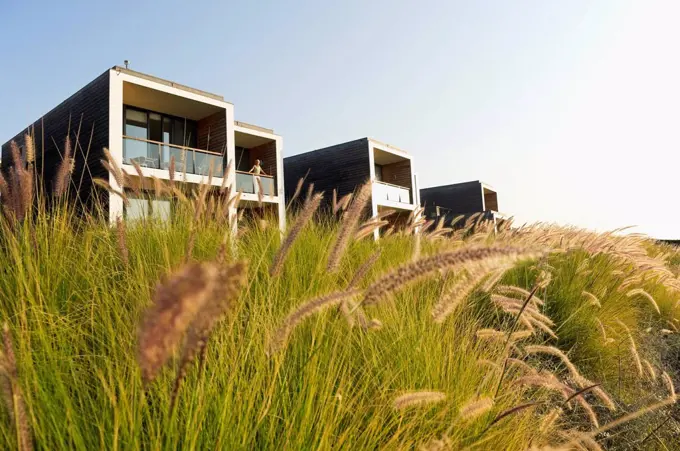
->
[[161, 117, 172, 170], [123, 108, 148, 165], [122, 105, 222, 177]]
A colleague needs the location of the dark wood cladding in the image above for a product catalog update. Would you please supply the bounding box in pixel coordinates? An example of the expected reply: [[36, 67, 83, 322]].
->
[[250, 140, 278, 179], [381, 160, 412, 188], [1, 70, 110, 214], [197, 109, 227, 154], [420, 181, 484, 218], [283, 138, 371, 204]]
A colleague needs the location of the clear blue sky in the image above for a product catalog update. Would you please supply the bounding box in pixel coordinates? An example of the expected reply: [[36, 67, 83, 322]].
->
[[2, 0, 679, 237]]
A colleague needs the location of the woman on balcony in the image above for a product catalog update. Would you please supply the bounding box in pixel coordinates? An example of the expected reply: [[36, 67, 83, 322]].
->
[[248, 159, 267, 176]]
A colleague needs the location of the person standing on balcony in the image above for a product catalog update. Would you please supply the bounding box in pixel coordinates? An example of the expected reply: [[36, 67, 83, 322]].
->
[[248, 159, 267, 176], [248, 159, 270, 196]]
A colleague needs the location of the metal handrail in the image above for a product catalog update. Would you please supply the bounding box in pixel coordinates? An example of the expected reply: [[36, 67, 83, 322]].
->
[[122, 135, 223, 156], [235, 170, 274, 179]]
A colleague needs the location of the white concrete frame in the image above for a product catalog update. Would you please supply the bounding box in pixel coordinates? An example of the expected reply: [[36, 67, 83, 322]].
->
[[234, 124, 286, 232], [107, 68, 286, 232], [366, 138, 419, 239]]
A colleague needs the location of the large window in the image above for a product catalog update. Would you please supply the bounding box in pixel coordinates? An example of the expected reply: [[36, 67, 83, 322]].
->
[[123, 106, 198, 166], [235, 146, 251, 172], [125, 195, 172, 222]]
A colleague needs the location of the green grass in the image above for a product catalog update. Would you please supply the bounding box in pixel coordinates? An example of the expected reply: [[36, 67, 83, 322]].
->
[[0, 184, 678, 450]]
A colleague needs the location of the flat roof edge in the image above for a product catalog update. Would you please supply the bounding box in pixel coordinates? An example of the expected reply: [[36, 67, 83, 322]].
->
[[234, 121, 275, 135], [367, 137, 409, 155], [112, 66, 227, 102]]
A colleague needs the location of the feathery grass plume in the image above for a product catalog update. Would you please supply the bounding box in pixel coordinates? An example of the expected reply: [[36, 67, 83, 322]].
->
[[393, 391, 446, 410], [570, 433, 604, 451], [512, 374, 571, 400], [363, 246, 540, 306], [507, 358, 537, 375], [459, 396, 494, 421], [432, 269, 489, 323], [171, 261, 247, 408], [582, 291, 601, 308], [116, 217, 129, 267], [256, 177, 264, 204], [123, 168, 141, 196], [337, 192, 353, 213], [103, 148, 125, 188], [661, 371, 675, 398], [574, 395, 600, 428], [137, 262, 219, 385], [347, 249, 382, 290], [539, 408, 563, 435], [92, 178, 130, 206], [595, 318, 613, 345], [185, 183, 210, 262], [168, 155, 176, 187], [525, 345, 617, 410], [151, 176, 165, 198], [327, 181, 372, 272], [287, 177, 305, 209], [561, 395, 680, 447], [270, 193, 323, 277], [523, 346, 583, 382], [220, 159, 232, 191], [478, 359, 501, 371], [54, 136, 73, 197], [660, 328, 674, 334], [131, 160, 146, 183], [476, 329, 533, 342], [626, 288, 660, 314], [480, 266, 509, 292], [643, 359, 657, 381], [331, 189, 337, 214], [489, 402, 541, 427], [491, 295, 554, 326], [23, 134, 34, 164], [496, 285, 545, 306], [411, 230, 422, 260], [304, 182, 315, 203], [535, 270, 552, 289], [268, 289, 361, 355], [19, 166, 33, 219], [355, 220, 389, 241], [0, 324, 32, 451], [616, 320, 644, 377]]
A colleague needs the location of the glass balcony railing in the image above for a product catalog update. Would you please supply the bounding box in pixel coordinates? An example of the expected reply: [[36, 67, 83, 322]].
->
[[235, 171, 276, 196], [123, 136, 223, 177], [373, 180, 411, 204]]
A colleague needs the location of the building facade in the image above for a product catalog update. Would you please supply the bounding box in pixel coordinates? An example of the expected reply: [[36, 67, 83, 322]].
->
[[283, 137, 420, 237], [1, 66, 286, 231], [420, 180, 504, 226]]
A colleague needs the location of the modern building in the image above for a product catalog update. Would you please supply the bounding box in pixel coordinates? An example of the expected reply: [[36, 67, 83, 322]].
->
[[283, 137, 420, 237], [1, 66, 286, 231], [420, 180, 505, 226]]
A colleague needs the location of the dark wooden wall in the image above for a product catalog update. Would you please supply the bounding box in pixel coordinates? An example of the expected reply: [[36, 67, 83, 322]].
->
[[1, 70, 111, 214], [250, 140, 278, 179], [283, 138, 371, 204], [381, 160, 412, 188], [420, 181, 484, 218], [197, 109, 227, 154]]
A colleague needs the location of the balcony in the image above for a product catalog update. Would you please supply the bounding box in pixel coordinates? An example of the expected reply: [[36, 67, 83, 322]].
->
[[123, 136, 223, 177], [373, 180, 411, 204], [235, 171, 276, 196]]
